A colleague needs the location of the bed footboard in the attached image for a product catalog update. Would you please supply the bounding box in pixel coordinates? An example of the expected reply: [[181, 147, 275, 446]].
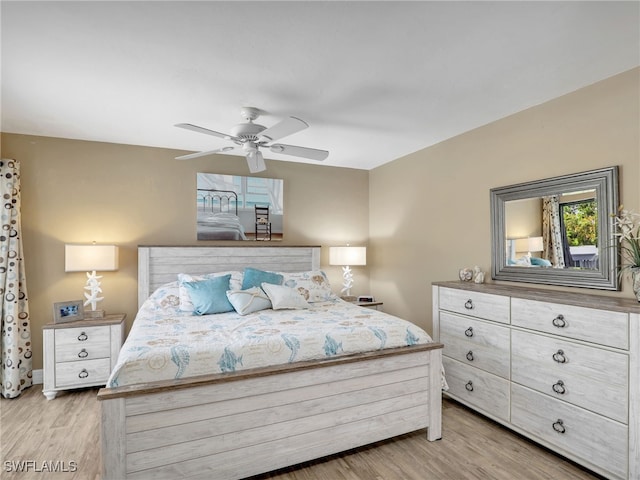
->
[[99, 344, 442, 480]]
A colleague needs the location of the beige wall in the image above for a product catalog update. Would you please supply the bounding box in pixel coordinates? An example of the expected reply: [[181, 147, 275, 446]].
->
[[369, 68, 640, 335], [0, 135, 370, 369]]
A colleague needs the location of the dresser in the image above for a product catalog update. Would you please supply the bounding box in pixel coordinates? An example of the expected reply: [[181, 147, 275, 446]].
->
[[42, 314, 125, 400], [432, 281, 640, 480]]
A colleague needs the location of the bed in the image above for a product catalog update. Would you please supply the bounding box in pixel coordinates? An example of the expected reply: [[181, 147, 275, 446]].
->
[[98, 246, 443, 480], [196, 188, 247, 240]]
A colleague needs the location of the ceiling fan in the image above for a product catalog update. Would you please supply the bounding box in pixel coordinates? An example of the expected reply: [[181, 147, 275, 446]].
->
[[175, 107, 329, 173]]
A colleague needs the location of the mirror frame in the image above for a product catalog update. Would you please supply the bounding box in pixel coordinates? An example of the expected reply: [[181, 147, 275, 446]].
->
[[490, 166, 619, 290]]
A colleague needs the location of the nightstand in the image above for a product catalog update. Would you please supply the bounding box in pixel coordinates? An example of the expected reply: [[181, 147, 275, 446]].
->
[[355, 301, 383, 311], [42, 313, 125, 400]]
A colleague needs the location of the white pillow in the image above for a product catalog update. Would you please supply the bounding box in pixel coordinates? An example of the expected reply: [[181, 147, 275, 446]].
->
[[178, 271, 243, 312], [279, 270, 334, 302], [226, 287, 272, 315], [261, 282, 310, 310]]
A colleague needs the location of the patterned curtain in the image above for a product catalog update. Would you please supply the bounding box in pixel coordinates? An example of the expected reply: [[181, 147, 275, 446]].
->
[[542, 195, 565, 268], [0, 159, 32, 398]]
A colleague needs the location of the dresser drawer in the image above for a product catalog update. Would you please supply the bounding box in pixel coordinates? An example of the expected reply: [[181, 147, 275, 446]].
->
[[511, 298, 628, 349], [440, 312, 510, 378], [439, 287, 510, 324], [55, 358, 111, 387], [512, 329, 628, 423], [511, 384, 627, 479], [443, 357, 509, 421]]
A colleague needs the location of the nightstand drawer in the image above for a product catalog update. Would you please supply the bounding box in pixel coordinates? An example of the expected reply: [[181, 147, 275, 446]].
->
[[440, 312, 510, 378], [439, 287, 510, 324], [55, 325, 111, 352], [55, 343, 111, 362], [55, 358, 111, 387], [512, 298, 628, 349], [443, 357, 509, 421], [512, 329, 628, 422], [511, 383, 627, 479]]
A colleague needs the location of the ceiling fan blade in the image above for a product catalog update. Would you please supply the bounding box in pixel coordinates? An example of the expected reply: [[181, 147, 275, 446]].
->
[[175, 146, 235, 160], [269, 143, 329, 161], [175, 123, 236, 141], [247, 151, 266, 173], [259, 116, 308, 142]]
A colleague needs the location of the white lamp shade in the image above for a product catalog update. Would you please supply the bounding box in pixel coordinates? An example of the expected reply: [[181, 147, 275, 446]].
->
[[65, 244, 119, 272], [514, 236, 544, 253], [329, 246, 366, 266]]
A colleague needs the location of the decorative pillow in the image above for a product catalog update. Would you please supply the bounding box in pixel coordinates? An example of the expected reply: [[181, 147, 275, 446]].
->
[[261, 282, 310, 310], [226, 287, 272, 315], [530, 257, 552, 267], [241, 267, 283, 290], [178, 271, 242, 312], [181, 275, 234, 315], [280, 270, 333, 302]]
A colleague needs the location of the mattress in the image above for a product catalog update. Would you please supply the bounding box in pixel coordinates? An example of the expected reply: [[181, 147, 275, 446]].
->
[[107, 282, 435, 388]]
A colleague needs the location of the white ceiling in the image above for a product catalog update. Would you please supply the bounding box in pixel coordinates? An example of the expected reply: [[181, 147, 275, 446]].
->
[[2, 1, 639, 171]]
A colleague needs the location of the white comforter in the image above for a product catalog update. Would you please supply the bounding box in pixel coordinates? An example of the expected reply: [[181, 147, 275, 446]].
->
[[107, 283, 435, 388]]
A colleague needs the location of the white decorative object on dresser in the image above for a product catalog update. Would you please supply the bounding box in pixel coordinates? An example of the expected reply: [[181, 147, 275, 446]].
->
[[432, 281, 640, 480], [42, 314, 126, 400]]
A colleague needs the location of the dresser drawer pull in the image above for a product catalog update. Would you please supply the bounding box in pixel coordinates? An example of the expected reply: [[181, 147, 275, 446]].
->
[[552, 349, 567, 364], [552, 315, 567, 328], [552, 419, 566, 434], [77, 349, 88, 359], [466, 350, 474, 361], [464, 299, 474, 310], [464, 327, 474, 338], [552, 380, 566, 395], [77, 332, 88, 342], [78, 369, 89, 379], [465, 381, 474, 392]]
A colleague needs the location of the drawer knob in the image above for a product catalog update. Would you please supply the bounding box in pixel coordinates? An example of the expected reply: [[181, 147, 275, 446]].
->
[[552, 380, 566, 395], [77, 332, 88, 342], [464, 299, 474, 310], [465, 381, 474, 392], [78, 369, 89, 379], [77, 349, 88, 359], [466, 350, 474, 362], [552, 349, 567, 364], [464, 327, 474, 338], [552, 315, 567, 328], [552, 419, 566, 434]]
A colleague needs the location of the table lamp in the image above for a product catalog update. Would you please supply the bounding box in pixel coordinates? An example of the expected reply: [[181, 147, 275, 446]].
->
[[65, 243, 119, 318], [329, 246, 366, 301]]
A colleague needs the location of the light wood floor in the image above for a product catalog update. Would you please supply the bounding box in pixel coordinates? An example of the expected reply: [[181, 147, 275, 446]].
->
[[1, 386, 603, 480]]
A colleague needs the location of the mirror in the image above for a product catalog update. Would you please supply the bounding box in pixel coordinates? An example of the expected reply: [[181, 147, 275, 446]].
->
[[490, 166, 619, 290]]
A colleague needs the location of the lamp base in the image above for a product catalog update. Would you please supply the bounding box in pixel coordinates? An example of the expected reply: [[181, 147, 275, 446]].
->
[[84, 309, 105, 319]]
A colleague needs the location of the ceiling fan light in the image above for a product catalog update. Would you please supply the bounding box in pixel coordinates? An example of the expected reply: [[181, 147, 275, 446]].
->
[[247, 151, 266, 173]]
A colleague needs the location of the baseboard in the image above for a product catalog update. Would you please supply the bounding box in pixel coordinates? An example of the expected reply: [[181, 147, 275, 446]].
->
[[32, 369, 43, 385]]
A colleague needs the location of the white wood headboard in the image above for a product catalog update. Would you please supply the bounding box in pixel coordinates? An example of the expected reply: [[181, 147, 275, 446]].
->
[[138, 245, 321, 308]]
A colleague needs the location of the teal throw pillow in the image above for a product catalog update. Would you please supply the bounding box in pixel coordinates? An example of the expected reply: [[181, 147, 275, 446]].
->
[[182, 275, 234, 315], [241, 267, 283, 290], [530, 257, 552, 267]]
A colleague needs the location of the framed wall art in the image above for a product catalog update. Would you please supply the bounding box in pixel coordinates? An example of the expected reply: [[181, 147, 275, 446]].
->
[[196, 173, 284, 241]]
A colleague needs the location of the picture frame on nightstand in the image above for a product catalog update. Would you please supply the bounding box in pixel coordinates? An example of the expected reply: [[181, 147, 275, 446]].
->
[[53, 300, 84, 324]]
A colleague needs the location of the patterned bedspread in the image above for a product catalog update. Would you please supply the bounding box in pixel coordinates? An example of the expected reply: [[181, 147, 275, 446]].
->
[[107, 282, 435, 388]]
